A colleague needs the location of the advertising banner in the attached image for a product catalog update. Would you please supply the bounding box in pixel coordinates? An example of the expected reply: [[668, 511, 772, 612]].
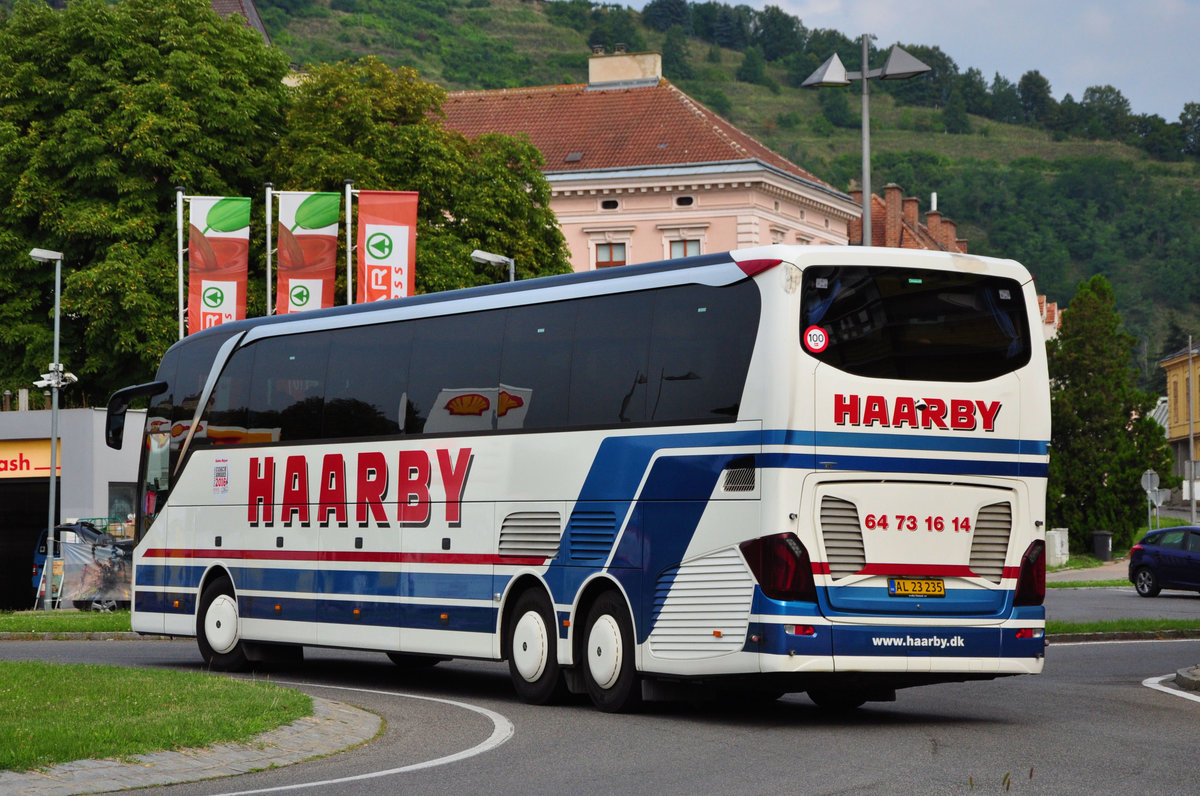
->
[[276, 191, 340, 314], [61, 541, 132, 606], [356, 190, 418, 303], [188, 196, 250, 335]]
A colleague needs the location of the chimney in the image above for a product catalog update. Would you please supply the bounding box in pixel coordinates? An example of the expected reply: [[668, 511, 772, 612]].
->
[[903, 197, 919, 228], [884, 184, 902, 248], [926, 210, 942, 249], [848, 189, 863, 245], [956, 237, 968, 254], [587, 50, 662, 89], [942, 218, 958, 251]]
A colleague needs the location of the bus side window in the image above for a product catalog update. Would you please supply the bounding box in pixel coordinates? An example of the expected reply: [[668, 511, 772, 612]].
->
[[247, 334, 330, 442], [647, 281, 759, 422], [570, 292, 653, 426], [499, 302, 576, 430], [407, 310, 505, 435], [324, 323, 410, 439], [202, 345, 254, 445]]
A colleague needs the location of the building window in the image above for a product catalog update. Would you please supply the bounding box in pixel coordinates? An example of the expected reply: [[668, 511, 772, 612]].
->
[[596, 242, 627, 268], [670, 240, 700, 259], [675, 196, 694, 207], [601, 199, 619, 210]]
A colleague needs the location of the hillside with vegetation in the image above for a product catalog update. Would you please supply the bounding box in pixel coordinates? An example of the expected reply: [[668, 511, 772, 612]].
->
[[254, 0, 1200, 392]]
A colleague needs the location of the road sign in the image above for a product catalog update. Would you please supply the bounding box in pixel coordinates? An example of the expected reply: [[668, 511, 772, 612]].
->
[[1141, 470, 1160, 493]]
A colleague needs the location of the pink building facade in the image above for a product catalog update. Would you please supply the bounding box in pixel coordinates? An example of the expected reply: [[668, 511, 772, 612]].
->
[[443, 52, 859, 271]]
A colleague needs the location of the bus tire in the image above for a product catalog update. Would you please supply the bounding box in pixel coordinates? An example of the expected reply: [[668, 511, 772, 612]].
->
[[196, 577, 250, 672], [506, 589, 565, 704], [582, 591, 642, 713]]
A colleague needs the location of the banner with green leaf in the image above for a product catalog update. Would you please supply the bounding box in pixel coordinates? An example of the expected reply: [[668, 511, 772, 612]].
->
[[276, 191, 340, 315], [187, 196, 250, 335]]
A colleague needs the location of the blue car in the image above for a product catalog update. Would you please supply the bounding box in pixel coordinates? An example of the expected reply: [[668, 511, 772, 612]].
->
[[1129, 526, 1200, 597]]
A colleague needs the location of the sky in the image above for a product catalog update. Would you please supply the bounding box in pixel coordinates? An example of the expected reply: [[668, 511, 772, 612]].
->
[[769, 0, 1199, 120]]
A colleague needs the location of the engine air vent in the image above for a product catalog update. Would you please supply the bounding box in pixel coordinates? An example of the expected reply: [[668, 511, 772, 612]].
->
[[969, 502, 1012, 583], [499, 512, 561, 559], [820, 496, 865, 579]]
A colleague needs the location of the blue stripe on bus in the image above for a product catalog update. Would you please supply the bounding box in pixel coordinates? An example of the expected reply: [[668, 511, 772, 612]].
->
[[237, 595, 497, 632], [759, 452, 1048, 478], [764, 429, 1050, 456]]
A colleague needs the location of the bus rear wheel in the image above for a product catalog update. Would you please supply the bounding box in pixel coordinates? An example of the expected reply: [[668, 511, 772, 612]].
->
[[197, 577, 249, 672], [581, 591, 642, 713], [506, 589, 565, 704]]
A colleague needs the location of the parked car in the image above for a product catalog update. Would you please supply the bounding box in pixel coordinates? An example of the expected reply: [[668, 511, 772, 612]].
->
[[1129, 526, 1200, 597], [31, 520, 134, 609]]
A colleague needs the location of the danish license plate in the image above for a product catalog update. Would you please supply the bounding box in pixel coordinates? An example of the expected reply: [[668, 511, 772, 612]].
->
[[888, 578, 945, 597]]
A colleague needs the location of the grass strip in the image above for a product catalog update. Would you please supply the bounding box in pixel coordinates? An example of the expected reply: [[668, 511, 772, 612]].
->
[[1047, 579, 1129, 589], [0, 661, 311, 772], [1046, 618, 1200, 636], [0, 610, 132, 634]]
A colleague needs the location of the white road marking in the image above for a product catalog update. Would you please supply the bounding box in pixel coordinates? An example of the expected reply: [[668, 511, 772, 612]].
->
[[1142, 674, 1200, 704], [212, 680, 515, 795]]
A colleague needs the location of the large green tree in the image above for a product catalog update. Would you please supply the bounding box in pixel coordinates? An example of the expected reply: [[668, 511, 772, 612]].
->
[[271, 58, 570, 293], [0, 0, 290, 400], [1047, 275, 1173, 551]]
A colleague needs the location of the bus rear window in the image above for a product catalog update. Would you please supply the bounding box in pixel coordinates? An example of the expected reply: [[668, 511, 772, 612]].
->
[[800, 265, 1031, 382]]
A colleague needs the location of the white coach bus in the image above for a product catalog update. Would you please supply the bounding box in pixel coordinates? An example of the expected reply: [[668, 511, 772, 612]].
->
[[106, 245, 1049, 712]]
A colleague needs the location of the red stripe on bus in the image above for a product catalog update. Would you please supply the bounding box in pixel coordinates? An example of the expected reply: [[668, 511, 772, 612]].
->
[[856, 564, 979, 577], [142, 548, 546, 567]]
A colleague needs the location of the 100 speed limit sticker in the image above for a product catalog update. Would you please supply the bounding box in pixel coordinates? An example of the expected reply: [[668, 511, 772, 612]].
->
[[803, 325, 828, 354]]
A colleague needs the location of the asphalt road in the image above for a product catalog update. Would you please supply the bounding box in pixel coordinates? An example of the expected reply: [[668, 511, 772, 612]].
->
[[1046, 583, 1200, 623], [2, 636, 1197, 795]]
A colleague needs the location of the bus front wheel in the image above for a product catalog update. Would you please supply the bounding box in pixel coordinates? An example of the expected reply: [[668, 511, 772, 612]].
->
[[506, 589, 565, 704], [197, 578, 250, 672], [581, 591, 642, 713]]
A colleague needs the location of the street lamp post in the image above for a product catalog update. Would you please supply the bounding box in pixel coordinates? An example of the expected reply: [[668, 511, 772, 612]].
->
[[30, 248, 75, 610], [803, 35, 931, 246], [471, 249, 515, 283]]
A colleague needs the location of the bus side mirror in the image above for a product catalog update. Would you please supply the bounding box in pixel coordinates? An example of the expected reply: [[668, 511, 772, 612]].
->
[[105, 381, 168, 449]]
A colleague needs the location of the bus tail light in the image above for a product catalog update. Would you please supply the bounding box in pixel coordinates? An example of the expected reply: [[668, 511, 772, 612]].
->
[[740, 533, 817, 603], [1014, 540, 1045, 606]]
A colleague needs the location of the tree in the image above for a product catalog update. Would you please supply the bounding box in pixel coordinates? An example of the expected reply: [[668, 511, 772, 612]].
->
[[662, 25, 695, 80], [272, 58, 571, 294], [877, 43, 957, 108], [0, 0, 291, 399], [641, 0, 690, 33], [987, 73, 1023, 124], [957, 67, 990, 116], [735, 44, 768, 85], [1180, 102, 1200, 156], [1047, 275, 1174, 551], [1017, 70, 1055, 124], [818, 86, 856, 129], [750, 4, 803, 63], [1081, 85, 1131, 139], [942, 89, 970, 134]]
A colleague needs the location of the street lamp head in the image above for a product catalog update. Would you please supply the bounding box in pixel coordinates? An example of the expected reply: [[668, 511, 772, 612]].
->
[[801, 53, 851, 88], [470, 249, 514, 267], [878, 44, 932, 81], [29, 248, 63, 263]]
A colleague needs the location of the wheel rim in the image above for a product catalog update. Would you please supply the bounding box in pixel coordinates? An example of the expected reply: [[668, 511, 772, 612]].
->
[[512, 610, 549, 682], [204, 593, 239, 655], [1136, 570, 1153, 592], [586, 614, 623, 690]]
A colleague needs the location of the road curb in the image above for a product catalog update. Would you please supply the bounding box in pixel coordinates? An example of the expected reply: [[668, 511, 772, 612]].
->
[[1176, 665, 1200, 691], [1048, 629, 1200, 644]]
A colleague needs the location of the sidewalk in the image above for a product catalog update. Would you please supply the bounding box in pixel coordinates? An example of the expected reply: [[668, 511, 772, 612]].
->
[[1046, 557, 1130, 583]]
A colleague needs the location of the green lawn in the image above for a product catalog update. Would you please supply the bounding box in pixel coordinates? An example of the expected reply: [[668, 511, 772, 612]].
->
[[0, 661, 311, 772]]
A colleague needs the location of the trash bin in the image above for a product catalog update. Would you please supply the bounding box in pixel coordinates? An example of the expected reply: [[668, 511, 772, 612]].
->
[[1091, 531, 1113, 561]]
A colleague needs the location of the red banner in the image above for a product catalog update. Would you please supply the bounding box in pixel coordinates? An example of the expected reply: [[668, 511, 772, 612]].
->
[[356, 191, 418, 302], [188, 196, 250, 335], [276, 191, 340, 315]]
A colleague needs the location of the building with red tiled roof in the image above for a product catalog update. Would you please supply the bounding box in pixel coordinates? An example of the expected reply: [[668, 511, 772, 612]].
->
[[211, 0, 270, 44], [442, 51, 860, 271]]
